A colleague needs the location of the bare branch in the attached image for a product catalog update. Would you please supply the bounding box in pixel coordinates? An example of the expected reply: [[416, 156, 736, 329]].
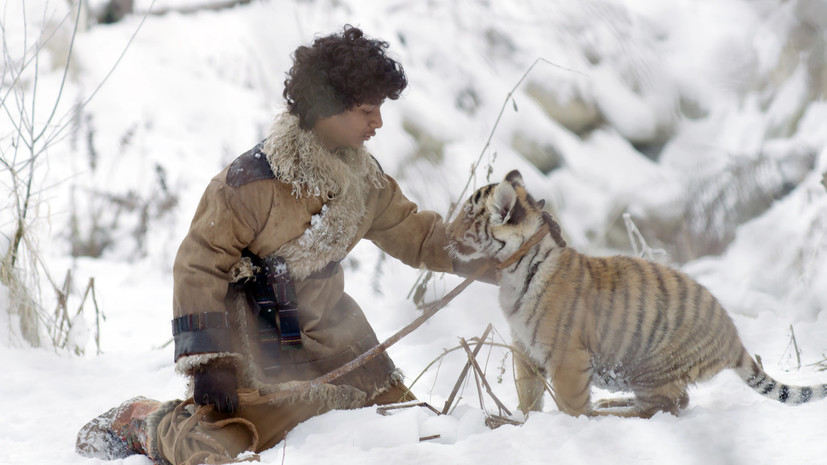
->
[[0, 3, 74, 111], [46, 0, 155, 150], [32, 0, 82, 145], [458, 337, 512, 416], [442, 324, 493, 414], [446, 57, 587, 221]]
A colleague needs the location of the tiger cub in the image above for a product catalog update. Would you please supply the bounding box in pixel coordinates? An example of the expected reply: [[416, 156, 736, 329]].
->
[[448, 169, 827, 418]]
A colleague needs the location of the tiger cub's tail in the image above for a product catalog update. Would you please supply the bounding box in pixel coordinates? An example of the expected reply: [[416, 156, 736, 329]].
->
[[734, 350, 827, 405]]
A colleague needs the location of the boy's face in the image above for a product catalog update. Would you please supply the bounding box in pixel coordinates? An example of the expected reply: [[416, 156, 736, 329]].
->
[[313, 103, 383, 150]]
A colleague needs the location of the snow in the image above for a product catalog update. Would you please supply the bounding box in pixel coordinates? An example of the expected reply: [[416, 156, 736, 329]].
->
[[2, 0, 827, 464]]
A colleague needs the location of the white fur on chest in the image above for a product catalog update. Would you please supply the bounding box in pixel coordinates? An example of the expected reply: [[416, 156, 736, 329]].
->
[[496, 248, 562, 363]]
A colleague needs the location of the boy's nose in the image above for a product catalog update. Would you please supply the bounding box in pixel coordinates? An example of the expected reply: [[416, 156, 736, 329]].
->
[[372, 109, 383, 129]]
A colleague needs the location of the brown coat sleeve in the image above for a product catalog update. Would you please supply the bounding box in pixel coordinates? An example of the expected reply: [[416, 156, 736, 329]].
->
[[171, 175, 272, 361], [365, 175, 454, 273]]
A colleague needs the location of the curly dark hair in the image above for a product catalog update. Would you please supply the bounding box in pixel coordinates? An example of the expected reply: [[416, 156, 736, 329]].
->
[[283, 25, 408, 129]]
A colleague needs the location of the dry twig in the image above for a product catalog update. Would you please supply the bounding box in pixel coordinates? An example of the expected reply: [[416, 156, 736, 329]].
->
[[442, 324, 493, 414], [458, 337, 512, 417], [485, 415, 523, 429], [786, 324, 802, 370], [805, 356, 827, 372], [376, 401, 441, 417]]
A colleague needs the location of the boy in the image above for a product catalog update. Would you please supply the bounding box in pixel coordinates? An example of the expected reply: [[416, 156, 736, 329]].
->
[[76, 25, 489, 465]]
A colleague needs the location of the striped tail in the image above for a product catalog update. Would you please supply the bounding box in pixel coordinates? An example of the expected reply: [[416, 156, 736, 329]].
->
[[735, 353, 827, 405]]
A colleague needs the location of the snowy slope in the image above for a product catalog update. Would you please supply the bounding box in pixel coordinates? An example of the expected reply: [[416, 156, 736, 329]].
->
[[2, 0, 826, 464]]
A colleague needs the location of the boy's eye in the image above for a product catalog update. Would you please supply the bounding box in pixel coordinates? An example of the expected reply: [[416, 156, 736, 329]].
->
[[359, 103, 380, 113]]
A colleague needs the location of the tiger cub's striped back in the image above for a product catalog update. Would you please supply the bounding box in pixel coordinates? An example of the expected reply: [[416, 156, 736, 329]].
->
[[447, 170, 827, 418]]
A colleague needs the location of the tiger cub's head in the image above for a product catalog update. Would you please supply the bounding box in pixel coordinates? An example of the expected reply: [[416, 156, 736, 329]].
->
[[448, 170, 563, 261]]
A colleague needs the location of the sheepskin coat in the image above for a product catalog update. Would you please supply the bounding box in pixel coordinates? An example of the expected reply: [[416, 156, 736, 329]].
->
[[171, 112, 454, 403]]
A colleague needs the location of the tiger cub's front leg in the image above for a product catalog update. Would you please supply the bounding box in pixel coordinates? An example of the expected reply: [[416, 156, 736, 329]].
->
[[513, 341, 546, 414]]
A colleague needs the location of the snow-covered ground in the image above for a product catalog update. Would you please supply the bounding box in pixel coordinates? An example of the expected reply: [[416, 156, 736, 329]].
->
[[2, 0, 826, 464]]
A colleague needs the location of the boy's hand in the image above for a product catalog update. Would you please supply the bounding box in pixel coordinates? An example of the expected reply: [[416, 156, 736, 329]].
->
[[194, 367, 239, 414]]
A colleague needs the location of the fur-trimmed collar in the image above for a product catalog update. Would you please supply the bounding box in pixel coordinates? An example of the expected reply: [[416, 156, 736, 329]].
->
[[259, 113, 386, 279], [262, 112, 385, 199]]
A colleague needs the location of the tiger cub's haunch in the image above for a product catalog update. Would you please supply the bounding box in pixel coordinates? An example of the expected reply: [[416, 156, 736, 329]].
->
[[448, 170, 827, 418]]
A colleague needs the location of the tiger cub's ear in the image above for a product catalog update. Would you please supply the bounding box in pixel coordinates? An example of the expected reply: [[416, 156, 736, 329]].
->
[[490, 179, 518, 226], [505, 170, 524, 187]]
